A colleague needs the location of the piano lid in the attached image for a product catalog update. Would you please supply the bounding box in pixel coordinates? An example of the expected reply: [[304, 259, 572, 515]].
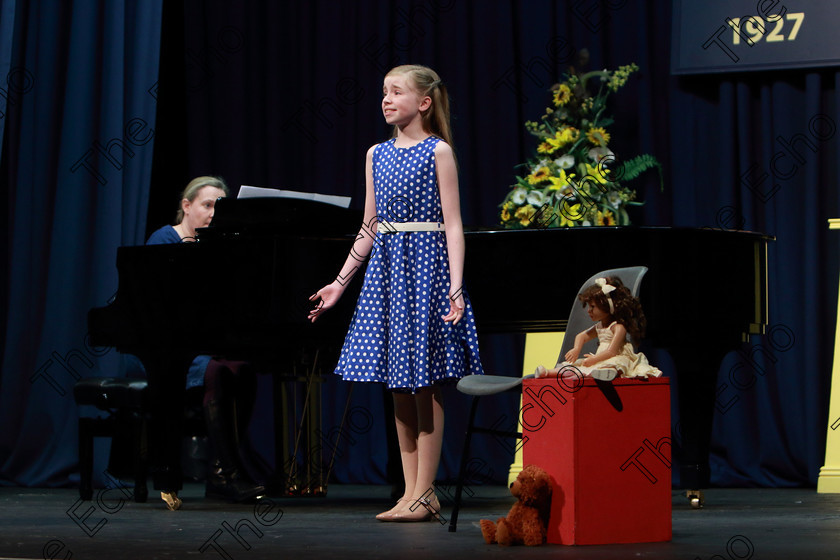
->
[[461, 226, 773, 339], [198, 197, 363, 240]]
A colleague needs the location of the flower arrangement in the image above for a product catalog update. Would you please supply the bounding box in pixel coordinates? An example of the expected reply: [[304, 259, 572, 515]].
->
[[499, 62, 661, 229]]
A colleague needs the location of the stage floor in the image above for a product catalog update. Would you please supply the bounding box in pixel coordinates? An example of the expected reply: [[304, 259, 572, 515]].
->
[[1, 484, 838, 559]]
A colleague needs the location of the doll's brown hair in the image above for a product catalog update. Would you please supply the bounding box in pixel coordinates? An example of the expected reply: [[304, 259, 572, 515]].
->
[[578, 276, 647, 347]]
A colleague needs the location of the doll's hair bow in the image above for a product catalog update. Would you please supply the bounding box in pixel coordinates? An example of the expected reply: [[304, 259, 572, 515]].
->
[[595, 278, 616, 313]]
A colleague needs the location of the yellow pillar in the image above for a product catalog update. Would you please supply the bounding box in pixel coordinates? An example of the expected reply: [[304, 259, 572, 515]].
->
[[818, 219, 840, 492], [508, 331, 566, 486]]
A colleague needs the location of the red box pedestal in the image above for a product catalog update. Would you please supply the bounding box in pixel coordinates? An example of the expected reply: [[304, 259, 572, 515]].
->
[[521, 377, 671, 545]]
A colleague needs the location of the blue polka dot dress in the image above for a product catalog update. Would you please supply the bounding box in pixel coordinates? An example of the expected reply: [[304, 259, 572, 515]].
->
[[334, 136, 484, 392]]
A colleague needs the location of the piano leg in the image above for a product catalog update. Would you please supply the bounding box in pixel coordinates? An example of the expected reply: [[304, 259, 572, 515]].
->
[[138, 349, 191, 507], [670, 346, 728, 506], [270, 373, 294, 495]]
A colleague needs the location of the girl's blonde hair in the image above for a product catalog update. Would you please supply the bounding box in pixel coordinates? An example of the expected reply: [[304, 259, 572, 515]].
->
[[176, 176, 229, 224], [386, 65, 454, 147]]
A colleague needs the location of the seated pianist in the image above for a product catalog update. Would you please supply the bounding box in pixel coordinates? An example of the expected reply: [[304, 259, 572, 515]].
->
[[129, 175, 265, 508]]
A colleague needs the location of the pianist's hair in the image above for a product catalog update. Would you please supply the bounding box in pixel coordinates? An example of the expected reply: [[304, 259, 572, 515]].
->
[[176, 176, 230, 224], [578, 276, 647, 348], [386, 65, 454, 148]]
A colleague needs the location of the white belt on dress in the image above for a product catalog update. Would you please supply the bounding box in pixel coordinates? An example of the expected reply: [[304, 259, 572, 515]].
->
[[377, 221, 444, 233]]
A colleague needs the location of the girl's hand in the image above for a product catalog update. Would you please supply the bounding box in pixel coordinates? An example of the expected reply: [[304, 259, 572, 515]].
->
[[442, 292, 465, 325], [581, 354, 598, 367], [308, 282, 343, 323], [564, 348, 580, 363]]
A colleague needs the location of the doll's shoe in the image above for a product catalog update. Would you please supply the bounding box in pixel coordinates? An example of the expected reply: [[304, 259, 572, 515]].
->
[[591, 367, 618, 381], [534, 365, 547, 378], [392, 496, 442, 522], [160, 491, 182, 511], [375, 498, 405, 521]]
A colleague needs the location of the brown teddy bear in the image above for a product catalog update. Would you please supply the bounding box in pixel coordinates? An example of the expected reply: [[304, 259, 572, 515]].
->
[[480, 464, 552, 546]]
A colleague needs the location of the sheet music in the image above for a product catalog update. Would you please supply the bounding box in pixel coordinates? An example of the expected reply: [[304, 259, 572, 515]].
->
[[238, 185, 352, 208]]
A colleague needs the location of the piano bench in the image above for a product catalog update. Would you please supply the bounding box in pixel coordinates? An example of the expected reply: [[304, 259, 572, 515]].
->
[[73, 378, 206, 503], [74, 377, 151, 502]]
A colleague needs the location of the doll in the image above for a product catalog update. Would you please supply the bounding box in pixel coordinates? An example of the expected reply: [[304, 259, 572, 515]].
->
[[536, 277, 662, 381]]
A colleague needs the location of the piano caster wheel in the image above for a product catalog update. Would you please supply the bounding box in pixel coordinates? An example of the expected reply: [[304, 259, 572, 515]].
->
[[302, 485, 326, 497], [160, 491, 182, 511], [686, 489, 704, 509]]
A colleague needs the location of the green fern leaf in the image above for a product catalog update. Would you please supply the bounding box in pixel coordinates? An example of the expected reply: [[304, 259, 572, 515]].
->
[[614, 154, 663, 191]]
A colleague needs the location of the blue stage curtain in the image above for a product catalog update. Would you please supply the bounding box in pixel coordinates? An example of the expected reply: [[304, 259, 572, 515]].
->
[[0, 0, 17, 155], [0, 0, 162, 486]]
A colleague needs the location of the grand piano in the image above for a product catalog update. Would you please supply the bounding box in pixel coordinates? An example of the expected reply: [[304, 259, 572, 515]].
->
[[89, 198, 772, 501]]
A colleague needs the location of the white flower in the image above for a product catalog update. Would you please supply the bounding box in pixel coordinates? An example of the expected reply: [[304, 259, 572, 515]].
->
[[511, 188, 528, 205], [607, 192, 622, 208], [588, 147, 614, 163], [554, 154, 575, 169], [527, 190, 546, 206]]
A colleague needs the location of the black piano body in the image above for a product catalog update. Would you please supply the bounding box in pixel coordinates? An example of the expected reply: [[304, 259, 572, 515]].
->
[[89, 198, 771, 494]]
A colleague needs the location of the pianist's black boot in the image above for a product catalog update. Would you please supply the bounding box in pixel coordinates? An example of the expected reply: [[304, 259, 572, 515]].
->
[[204, 399, 265, 503]]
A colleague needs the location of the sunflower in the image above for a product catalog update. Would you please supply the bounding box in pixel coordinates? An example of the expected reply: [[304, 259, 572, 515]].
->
[[501, 206, 512, 222], [595, 209, 617, 226], [586, 127, 610, 147], [527, 166, 551, 184], [545, 127, 579, 152], [537, 141, 556, 155], [553, 83, 572, 107], [515, 205, 538, 226]]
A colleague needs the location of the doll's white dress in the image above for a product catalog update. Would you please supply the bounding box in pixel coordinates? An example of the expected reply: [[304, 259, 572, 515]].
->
[[563, 321, 662, 379]]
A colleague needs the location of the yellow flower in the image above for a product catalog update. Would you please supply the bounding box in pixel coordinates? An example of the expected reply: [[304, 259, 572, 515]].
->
[[583, 163, 609, 185], [553, 84, 572, 107], [515, 205, 537, 226], [528, 166, 551, 184], [501, 207, 511, 222], [586, 127, 610, 147], [547, 169, 570, 190], [537, 141, 555, 155], [595, 209, 617, 226], [558, 200, 582, 227], [607, 63, 639, 92], [545, 127, 579, 152], [561, 127, 580, 144]]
